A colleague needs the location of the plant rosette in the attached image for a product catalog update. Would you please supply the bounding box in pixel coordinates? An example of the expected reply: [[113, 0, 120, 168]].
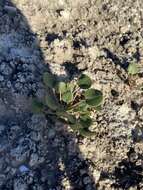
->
[[32, 73, 103, 137]]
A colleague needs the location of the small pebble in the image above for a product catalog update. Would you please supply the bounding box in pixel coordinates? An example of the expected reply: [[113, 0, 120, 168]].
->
[[19, 165, 29, 173]]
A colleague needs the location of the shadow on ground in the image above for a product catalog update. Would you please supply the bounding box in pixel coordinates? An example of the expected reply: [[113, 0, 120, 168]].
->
[[0, 1, 96, 189]]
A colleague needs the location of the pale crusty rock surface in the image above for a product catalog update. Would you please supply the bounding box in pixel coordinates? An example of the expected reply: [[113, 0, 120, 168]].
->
[[0, 0, 143, 189]]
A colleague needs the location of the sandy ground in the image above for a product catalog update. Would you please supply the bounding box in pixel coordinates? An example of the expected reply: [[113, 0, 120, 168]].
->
[[0, 0, 143, 189]]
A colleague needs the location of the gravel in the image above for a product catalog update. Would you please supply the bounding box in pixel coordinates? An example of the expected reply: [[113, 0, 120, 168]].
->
[[0, 0, 143, 189]]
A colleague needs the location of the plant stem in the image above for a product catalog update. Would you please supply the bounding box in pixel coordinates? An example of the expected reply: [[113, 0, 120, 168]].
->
[[67, 101, 81, 111], [72, 87, 80, 102]]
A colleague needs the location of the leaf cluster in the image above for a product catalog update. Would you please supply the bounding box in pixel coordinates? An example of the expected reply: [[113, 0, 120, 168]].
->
[[32, 73, 103, 137]]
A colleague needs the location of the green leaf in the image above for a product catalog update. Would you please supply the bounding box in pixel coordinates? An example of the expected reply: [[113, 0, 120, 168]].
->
[[79, 128, 96, 137], [69, 82, 76, 92], [32, 99, 44, 113], [56, 111, 76, 124], [75, 100, 89, 112], [77, 74, 92, 89], [66, 114, 76, 124], [45, 90, 60, 110], [66, 82, 74, 92], [62, 91, 73, 104], [95, 105, 102, 111], [128, 63, 139, 75], [57, 82, 75, 103], [84, 89, 103, 107], [80, 115, 92, 128], [43, 72, 56, 88], [69, 118, 95, 137], [58, 82, 67, 94]]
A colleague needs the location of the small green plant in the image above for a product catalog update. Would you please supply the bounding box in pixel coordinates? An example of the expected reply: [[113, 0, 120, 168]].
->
[[128, 62, 139, 75], [32, 73, 103, 137]]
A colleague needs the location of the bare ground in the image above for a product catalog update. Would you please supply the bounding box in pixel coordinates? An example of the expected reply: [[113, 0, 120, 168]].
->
[[0, 0, 143, 189]]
